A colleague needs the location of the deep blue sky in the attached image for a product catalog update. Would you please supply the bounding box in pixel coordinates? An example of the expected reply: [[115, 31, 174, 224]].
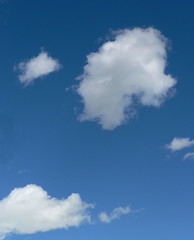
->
[[0, 0, 194, 239]]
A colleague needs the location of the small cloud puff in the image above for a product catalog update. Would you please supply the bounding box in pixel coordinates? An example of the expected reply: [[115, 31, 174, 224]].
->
[[183, 152, 194, 161], [166, 137, 194, 151], [17, 50, 61, 86], [0, 184, 93, 239], [99, 206, 130, 223], [77, 27, 176, 130]]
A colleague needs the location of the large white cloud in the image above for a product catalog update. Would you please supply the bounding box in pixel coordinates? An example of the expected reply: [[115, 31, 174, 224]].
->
[[99, 206, 130, 223], [77, 27, 176, 130], [166, 137, 194, 151], [0, 185, 93, 239], [17, 50, 61, 85]]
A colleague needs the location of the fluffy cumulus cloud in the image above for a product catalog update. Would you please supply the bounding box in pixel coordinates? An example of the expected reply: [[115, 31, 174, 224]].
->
[[0, 184, 93, 239], [183, 152, 194, 161], [99, 206, 130, 223], [77, 27, 176, 130], [17, 50, 61, 85], [166, 137, 194, 151]]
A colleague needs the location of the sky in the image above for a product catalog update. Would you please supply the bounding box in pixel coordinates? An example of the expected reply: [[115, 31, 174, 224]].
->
[[0, 0, 194, 239]]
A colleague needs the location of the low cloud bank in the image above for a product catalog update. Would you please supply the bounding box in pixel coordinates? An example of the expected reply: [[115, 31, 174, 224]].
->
[[0, 185, 93, 239]]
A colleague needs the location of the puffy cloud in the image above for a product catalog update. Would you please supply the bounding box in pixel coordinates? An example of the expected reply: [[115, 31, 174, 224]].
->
[[77, 27, 176, 130], [183, 152, 194, 161], [99, 206, 130, 223], [0, 184, 93, 239], [17, 50, 61, 85], [166, 137, 194, 151]]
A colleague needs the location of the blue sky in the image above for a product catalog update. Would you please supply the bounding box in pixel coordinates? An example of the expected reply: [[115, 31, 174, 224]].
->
[[0, 0, 194, 239]]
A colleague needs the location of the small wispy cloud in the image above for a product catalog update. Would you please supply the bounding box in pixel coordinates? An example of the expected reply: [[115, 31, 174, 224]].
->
[[132, 208, 145, 213], [99, 206, 130, 223], [166, 137, 194, 151], [16, 50, 61, 86], [183, 152, 194, 161], [18, 169, 29, 175]]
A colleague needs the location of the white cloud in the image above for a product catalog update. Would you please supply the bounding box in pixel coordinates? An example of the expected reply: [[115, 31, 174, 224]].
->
[[183, 152, 194, 161], [77, 27, 176, 130], [0, 184, 93, 239], [166, 137, 194, 151], [99, 206, 130, 223], [17, 50, 61, 85]]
